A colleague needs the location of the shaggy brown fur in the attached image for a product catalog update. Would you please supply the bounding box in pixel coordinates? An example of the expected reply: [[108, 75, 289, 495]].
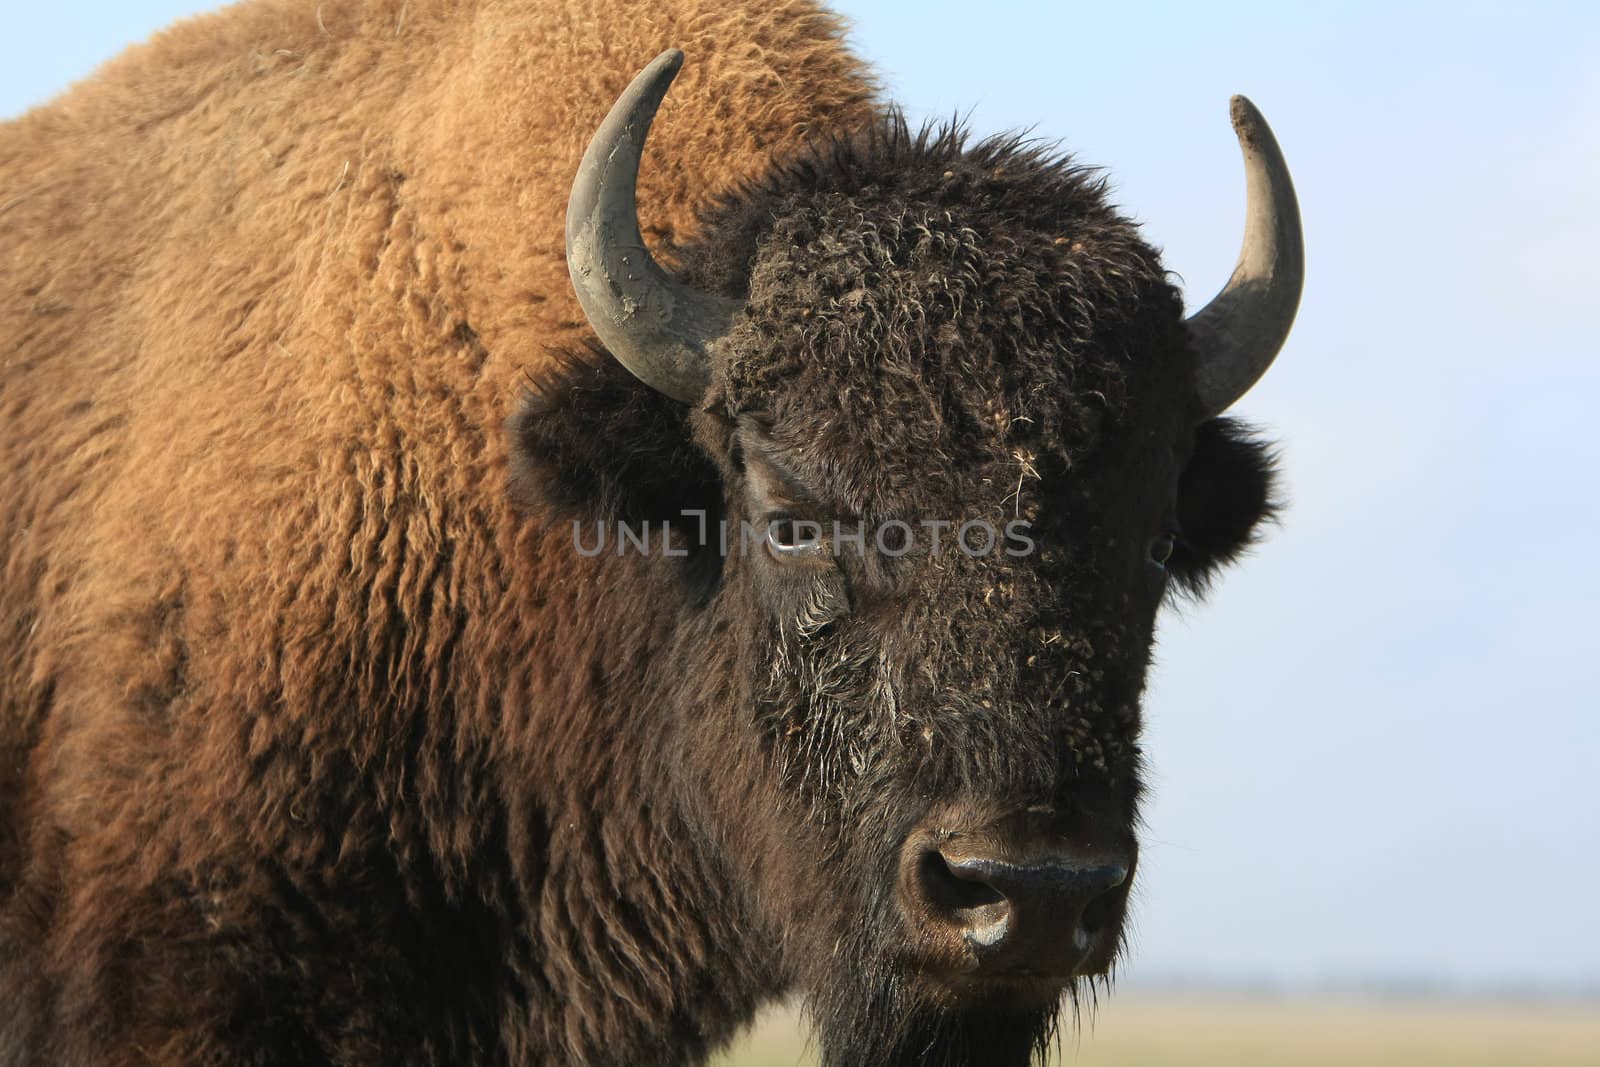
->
[[0, 2, 1282, 1065]]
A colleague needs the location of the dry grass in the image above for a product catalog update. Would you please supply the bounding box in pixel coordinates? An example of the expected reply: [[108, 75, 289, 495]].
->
[[712, 994, 1600, 1066]]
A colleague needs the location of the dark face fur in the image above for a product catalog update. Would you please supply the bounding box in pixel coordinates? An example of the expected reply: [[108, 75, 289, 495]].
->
[[513, 120, 1277, 1066]]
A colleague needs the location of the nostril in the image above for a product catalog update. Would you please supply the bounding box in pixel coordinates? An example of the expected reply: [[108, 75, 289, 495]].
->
[[1078, 866, 1129, 935], [917, 849, 1006, 913]]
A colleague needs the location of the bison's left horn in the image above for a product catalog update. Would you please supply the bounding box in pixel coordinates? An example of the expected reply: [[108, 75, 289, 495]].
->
[[1185, 96, 1304, 418], [566, 49, 736, 405]]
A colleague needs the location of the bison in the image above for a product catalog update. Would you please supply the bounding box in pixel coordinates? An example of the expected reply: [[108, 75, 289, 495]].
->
[[0, 1, 1302, 1064]]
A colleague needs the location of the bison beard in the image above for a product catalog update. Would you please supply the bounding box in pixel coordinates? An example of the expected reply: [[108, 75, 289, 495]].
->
[[0, 1, 1297, 1063], [813, 980, 1059, 1067]]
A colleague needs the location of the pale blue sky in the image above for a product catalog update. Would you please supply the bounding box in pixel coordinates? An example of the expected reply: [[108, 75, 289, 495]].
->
[[4, 2, 1597, 990]]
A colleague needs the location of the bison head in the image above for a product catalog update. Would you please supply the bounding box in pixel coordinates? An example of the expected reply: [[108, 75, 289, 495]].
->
[[516, 51, 1299, 1067]]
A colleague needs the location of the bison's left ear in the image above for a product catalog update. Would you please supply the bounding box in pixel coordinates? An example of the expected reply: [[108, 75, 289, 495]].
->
[[1167, 417, 1282, 596], [508, 347, 722, 527]]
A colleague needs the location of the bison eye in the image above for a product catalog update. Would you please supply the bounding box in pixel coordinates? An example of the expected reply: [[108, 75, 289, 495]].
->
[[1148, 532, 1177, 567], [767, 516, 826, 560]]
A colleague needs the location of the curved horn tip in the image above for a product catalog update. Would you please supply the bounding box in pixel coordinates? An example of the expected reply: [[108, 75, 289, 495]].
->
[[646, 48, 686, 79], [1226, 95, 1280, 158], [1228, 94, 1262, 131]]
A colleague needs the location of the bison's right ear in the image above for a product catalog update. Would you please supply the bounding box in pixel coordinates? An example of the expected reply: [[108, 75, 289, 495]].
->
[[1167, 417, 1281, 597], [508, 348, 722, 529]]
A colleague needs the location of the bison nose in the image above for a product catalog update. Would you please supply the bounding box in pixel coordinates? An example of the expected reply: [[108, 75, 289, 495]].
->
[[904, 836, 1132, 979]]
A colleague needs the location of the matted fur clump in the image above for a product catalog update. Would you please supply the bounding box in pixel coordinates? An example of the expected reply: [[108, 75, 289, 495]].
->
[[1, 1, 1281, 1065]]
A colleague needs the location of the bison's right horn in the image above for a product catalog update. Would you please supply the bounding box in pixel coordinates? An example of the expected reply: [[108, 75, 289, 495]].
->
[[1185, 96, 1305, 419], [566, 49, 736, 405]]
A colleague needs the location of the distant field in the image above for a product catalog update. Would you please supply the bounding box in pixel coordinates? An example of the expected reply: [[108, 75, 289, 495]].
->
[[712, 994, 1600, 1066]]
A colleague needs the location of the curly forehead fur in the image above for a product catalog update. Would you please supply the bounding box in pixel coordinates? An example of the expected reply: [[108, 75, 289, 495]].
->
[[686, 118, 1182, 471]]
